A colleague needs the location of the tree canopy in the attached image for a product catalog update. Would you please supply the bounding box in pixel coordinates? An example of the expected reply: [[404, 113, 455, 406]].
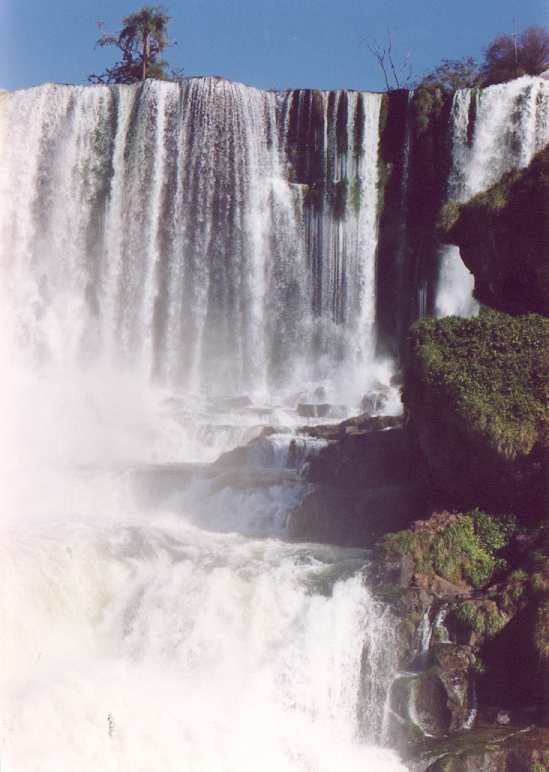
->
[[481, 26, 549, 85], [415, 26, 549, 93], [89, 5, 179, 84], [418, 57, 480, 93]]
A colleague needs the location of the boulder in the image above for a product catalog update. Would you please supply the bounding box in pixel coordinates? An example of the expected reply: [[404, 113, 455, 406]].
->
[[288, 483, 424, 547], [305, 426, 414, 491]]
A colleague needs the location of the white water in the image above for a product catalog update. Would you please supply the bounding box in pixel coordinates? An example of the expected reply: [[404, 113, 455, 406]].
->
[[435, 75, 549, 317], [3, 73, 545, 770], [0, 80, 384, 405], [0, 80, 405, 770], [0, 374, 405, 771]]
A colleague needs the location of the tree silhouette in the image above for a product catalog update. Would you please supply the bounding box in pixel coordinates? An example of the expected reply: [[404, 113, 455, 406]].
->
[[89, 6, 179, 84]]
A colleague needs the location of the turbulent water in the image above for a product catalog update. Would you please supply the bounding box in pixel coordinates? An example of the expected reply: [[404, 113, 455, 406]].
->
[[1, 74, 548, 771]]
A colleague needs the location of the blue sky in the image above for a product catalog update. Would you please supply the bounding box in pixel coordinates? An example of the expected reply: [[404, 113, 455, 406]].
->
[[1, 0, 548, 92]]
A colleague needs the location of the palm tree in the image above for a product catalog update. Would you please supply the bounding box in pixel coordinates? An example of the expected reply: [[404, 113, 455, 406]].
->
[[89, 6, 176, 84]]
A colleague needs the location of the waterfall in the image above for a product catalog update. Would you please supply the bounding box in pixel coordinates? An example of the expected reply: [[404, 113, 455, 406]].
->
[[0, 79, 382, 404], [0, 78, 407, 770], [1, 73, 548, 770], [435, 75, 549, 317]]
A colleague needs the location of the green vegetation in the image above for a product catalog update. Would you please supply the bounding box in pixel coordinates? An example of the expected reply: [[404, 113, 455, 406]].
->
[[533, 600, 549, 659], [415, 26, 549, 92], [405, 311, 548, 460], [89, 5, 180, 84], [412, 86, 446, 134], [349, 177, 362, 214], [418, 57, 479, 93], [383, 510, 516, 588], [455, 600, 508, 637]]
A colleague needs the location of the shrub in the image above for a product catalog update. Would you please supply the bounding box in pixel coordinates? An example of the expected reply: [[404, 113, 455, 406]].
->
[[383, 510, 516, 588], [405, 311, 549, 460], [481, 26, 549, 85]]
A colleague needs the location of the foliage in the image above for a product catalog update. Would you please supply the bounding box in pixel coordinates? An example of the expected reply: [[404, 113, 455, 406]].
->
[[89, 5, 179, 84], [405, 311, 549, 460], [383, 510, 516, 588], [472, 509, 517, 555], [412, 86, 446, 134], [413, 26, 548, 98], [455, 600, 508, 637], [417, 57, 480, 92], [533, 599, 549, 658], [481, 26, 549, 85]]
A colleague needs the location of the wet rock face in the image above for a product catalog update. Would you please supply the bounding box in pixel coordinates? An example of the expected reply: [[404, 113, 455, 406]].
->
[[296, 402, 346, 419], [287, 484, 423, 547], [388, 643, 476, 746], [305, 426, 413, 491], [288, 422, 426, 547], [432, 644, 476, 733], [408, 726, 549, 771]]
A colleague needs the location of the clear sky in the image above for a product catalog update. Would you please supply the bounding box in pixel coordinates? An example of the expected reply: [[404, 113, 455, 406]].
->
[[1, 0, 548, 92]]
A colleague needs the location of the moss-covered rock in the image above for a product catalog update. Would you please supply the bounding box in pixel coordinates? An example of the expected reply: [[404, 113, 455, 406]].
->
[[442, 144, 549, 316], [403, 311, 549, 519], [382, 510, 516, 589]]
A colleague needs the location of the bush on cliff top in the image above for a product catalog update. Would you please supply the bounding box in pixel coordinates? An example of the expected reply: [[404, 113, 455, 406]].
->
[[404, 311, 548, 460]]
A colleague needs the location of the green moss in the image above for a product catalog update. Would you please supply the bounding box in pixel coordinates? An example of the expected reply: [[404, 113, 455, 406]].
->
[[405, 312, 549, 461], [534, 600, 549, 659], [456, 600, 508, 637], [349, 177, 362, 214], [383, 510, 515, 588], [504, 570, 528, 603]]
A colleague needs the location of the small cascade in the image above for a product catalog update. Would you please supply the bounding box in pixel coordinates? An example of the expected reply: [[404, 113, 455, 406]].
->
[[436, 76, 549, 316]]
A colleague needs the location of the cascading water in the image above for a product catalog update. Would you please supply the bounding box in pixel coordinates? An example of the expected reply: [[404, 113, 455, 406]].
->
[[2, 73, 548, 771], [0, 79, 383, 403], [0, 78, 406, 770], [435, 75, 549, 317]]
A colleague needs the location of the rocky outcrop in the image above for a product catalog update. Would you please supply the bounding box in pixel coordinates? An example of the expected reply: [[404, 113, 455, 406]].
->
[[409, 726, 549, 771], [403, 311, 548, 520], [442, 145, 549, 316], [288, 419, 426, 547], [371, 507, 549, 764]]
